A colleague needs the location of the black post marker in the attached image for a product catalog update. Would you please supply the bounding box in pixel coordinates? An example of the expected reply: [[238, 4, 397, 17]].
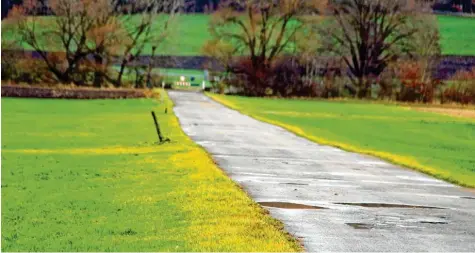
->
[[151, 111, 164, 143]]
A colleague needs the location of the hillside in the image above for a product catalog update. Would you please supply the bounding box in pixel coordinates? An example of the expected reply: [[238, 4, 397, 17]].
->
[[2, 14, 475, 56]]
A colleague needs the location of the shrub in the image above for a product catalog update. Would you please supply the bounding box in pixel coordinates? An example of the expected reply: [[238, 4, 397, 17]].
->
[[228, 57, 326, 97], [227, 57, 271, 97], [442, 68, 475, 104], [1, 52, 52, 84], [211, 81, 227, 94], [208, 71, 228, 94], [377, 67, 397, 99], [315, 69, 345, 98], [269, 58, 305, 97], [394, 60, 441, 103]]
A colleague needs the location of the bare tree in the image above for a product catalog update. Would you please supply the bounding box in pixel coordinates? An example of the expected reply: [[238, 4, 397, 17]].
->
[[111, 0, 190, 87], [320, 0, 418, 98], [11, 0, 119, 85], [206, 0, 326, 95], [9, 0, 191, 87], [376, 11, 441, 100], [408, 13, 441, 82]]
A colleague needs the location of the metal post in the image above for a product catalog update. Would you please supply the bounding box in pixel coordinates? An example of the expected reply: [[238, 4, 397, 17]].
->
[[151, 111, 164, 143]]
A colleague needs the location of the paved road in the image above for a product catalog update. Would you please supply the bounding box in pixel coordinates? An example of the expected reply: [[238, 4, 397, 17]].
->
[[168, 91, 475, 252]]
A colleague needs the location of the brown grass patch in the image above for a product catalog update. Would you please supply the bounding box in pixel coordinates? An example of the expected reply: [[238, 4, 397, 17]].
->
[[412, 107, 475, 119]]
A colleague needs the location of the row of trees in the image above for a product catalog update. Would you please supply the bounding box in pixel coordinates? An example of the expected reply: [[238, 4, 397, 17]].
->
[[2, 0, 473, 103], [204, 0, 474, 103], [1, 0, 222, 18], [3, 0, 191, 87]]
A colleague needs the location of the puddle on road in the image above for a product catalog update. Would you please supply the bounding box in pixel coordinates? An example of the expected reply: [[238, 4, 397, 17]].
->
[[280, 182, 309, 186], [420, 221, 448, 224], [346, 223, 374, 229], [335, 202, 444, 209], [259, 202, 327, 209]]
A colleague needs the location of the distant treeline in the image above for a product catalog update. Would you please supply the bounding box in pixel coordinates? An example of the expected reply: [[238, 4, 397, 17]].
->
[[1, 0, 221, 18], [3, 49, 475, 81], [3, 0, 473, 18]]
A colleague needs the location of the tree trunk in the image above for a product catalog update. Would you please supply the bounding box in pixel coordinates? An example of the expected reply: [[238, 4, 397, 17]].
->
[[356, 77, 370, 99], [116, 62, 127, 88], [93, 54, 104, 88], [462, 0, 472, 12]]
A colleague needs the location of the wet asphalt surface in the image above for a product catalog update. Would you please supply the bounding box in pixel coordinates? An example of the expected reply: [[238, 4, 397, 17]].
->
[[168, 91, 475, 252]]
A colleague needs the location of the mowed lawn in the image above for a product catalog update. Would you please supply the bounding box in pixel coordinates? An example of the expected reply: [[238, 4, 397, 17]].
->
[[2, 14, 475, 56], [209, 94, 475, 188], [1, 92, 301, 251]]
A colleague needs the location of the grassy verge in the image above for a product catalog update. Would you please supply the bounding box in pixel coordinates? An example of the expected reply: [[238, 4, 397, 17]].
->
[[1, 91, 301, 251], [208, 94, 475, 188]]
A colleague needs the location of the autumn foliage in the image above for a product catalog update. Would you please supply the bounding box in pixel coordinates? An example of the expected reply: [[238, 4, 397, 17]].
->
[[443, 68, 475, 104], [394, 60, 442, 103]]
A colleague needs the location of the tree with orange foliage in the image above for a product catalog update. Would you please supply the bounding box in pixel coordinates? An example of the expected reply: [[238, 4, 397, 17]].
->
[[393, 60, 442, 103], [444, 68, 475, 104]]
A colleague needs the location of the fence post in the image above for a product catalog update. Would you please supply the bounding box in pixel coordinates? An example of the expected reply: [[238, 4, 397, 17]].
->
[[151, 111, 170, 144]]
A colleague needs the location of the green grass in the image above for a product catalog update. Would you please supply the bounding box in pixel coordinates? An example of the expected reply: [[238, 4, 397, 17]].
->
[[437, 15, 475, 56], [208, 94, 475, 188], [1, 92, 301, 251], [2, 14, 475, 56]]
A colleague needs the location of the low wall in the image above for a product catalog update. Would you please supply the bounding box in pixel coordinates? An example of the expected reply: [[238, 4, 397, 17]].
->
[[1, 85, 150, 99]]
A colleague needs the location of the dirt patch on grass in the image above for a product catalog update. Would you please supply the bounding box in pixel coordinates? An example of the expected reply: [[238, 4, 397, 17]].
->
[[1, 85, 157, 99], [412, 107, 475, 119]]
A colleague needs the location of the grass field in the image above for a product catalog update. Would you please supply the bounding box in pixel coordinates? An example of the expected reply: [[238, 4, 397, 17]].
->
[[437, 15, 475, 56], [2, 14, 475, 56], [208, 94, 475, 188], [1, 92, 301, 251]]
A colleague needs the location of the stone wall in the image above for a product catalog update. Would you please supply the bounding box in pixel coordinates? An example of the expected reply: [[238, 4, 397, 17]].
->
[[1, 85, 151, 99]]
